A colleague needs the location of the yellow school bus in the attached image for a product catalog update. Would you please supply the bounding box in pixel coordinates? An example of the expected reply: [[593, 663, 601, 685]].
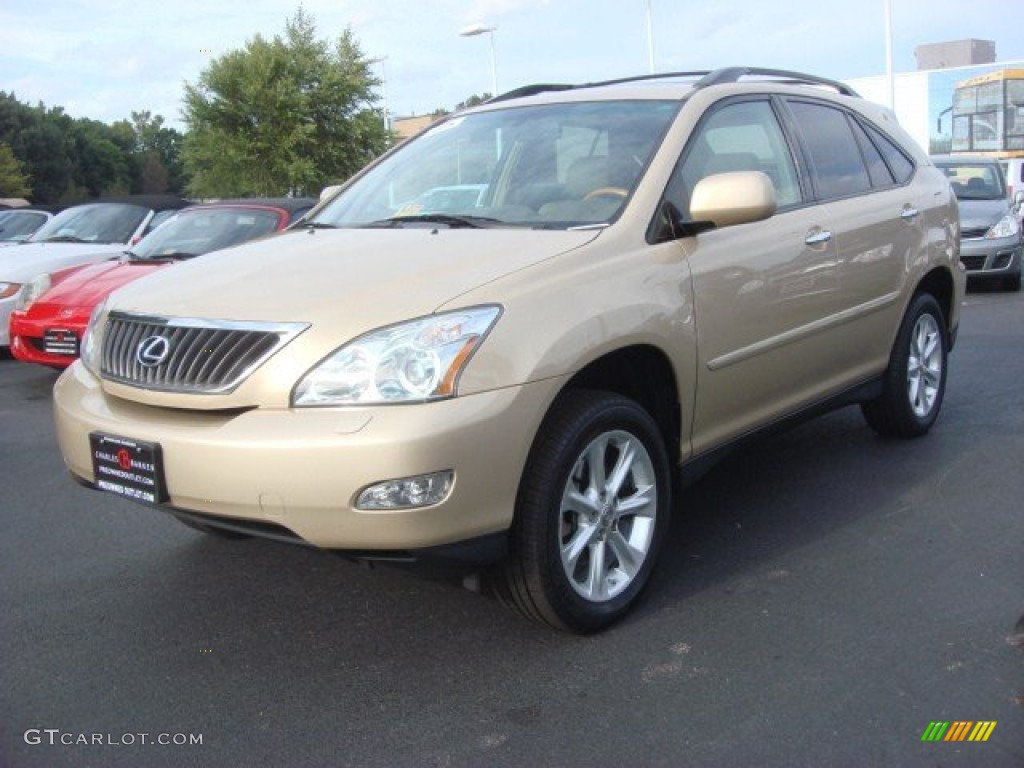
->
[[950, 68, 1024, 158]]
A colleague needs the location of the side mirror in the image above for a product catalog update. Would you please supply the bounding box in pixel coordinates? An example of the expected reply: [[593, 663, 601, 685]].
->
[[1013, 190, 1024, 209], [690, 171, 777, 229]]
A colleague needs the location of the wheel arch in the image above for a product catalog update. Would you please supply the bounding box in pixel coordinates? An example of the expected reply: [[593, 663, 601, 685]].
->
[[559, 344, 682, 464], [914, 266, 957, 345]]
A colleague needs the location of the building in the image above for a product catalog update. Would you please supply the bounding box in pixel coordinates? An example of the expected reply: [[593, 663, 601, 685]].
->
[[392, 114, 441, 141], [914, 39, 996, 71], [845, 60, 1024, 157]]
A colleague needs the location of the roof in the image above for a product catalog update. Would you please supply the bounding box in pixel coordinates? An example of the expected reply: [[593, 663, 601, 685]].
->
[[930, 155, 1005, 165], [64, 195, 190, 212], [190, 197, 318, 214]]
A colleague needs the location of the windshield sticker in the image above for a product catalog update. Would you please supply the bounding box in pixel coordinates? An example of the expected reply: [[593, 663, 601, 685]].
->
[[393, 203, 425, 217], [423, 117, 465, 138]]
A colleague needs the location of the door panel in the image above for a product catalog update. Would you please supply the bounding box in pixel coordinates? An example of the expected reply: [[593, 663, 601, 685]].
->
[[821, 187, 918, 375], [665, 97, 853, 453], [683, 206, 848, 453]]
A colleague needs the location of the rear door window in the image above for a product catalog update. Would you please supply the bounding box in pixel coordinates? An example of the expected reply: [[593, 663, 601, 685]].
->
[[788, 101, 871, 200]]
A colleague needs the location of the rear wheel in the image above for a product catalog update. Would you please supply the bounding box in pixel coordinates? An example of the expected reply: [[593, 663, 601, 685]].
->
[[861, 293, 948, 438], [492, 391, 671, 633]]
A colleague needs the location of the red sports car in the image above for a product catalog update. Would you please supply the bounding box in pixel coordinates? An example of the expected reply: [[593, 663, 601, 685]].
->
[[9, 198, 315, 368]]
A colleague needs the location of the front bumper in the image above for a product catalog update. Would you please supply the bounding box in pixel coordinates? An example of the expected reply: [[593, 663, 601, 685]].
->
[[54, 362, 562, 553], [9, 309, 83, 368], [958, 236, 1022, 279], [0, 295, 14, 346]]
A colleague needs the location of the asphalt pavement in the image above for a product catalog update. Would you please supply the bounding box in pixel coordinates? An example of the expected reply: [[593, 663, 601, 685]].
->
[[1, 288, 1021, 767]]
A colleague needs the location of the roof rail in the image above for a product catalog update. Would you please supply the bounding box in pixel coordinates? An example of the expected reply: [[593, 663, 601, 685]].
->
[[694, 67, 860, 97], [487, 83, 574, 104], [488, 71, 712, 103], [486, 66, 860, 104], [578, 70, 714, 89]]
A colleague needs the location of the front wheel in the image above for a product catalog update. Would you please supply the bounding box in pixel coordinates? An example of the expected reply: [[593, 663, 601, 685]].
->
[[861, 292, 949, 438], [492, 391, 671, 633]]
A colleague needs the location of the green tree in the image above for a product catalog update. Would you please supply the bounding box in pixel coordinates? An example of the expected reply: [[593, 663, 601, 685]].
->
[[0, 96, 76, 202], [454, 93, 492, 111], [110, 111, 188, 194], [0, 92, 186, 203], [182, 7, 389, 197], [70, 118, 134, 198], [0, 142, 31, 198], [18, 111, 75, 202]]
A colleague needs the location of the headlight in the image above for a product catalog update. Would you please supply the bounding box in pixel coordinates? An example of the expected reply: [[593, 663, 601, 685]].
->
[[0, 282, 22, 300], [14, 273, 51, 311], [986, 214, 1020, 239], [80, 299, 108, 376], [292, 306, 502, 406]]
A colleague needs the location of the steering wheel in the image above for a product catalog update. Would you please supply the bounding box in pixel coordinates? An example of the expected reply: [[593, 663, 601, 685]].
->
[[583, 187, 628, 201]]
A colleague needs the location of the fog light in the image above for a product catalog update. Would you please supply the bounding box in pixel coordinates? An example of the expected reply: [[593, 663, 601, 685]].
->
[[356, 470, 454, 510]]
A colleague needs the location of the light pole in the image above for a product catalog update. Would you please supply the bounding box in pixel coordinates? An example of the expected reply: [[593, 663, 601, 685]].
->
[[883, 0, 895, 109], [459, 23, 498, 97], [366, 55, 389, 132], [645, 0, 655, 74]]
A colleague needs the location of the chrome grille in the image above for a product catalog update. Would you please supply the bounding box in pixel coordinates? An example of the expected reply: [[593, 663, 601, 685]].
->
[[100, 312, 308, 393], [960, 227, 988, 240]]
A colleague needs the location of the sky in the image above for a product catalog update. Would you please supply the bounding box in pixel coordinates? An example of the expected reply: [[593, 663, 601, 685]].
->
[[1, 0, 1023, 131]]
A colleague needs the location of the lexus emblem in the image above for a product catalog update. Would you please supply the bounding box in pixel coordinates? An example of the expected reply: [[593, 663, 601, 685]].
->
[[136, 335, 171, 367]]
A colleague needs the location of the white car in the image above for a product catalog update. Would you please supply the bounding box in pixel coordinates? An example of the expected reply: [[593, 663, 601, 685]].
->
[[0, 208, 54, 247], [0, 197, 185, 346]]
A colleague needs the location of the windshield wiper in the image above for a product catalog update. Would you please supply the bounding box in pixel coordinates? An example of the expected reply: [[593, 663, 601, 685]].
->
[[43, 235, 88, 243], [364, 213, 505, 229], [126, 251, 197, 261], [303, 221, 338, 230]]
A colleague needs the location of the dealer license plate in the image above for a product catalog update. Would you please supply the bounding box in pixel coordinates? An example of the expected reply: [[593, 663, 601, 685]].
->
[[89, 433, 168, 504], [43, 328, 79, 356]]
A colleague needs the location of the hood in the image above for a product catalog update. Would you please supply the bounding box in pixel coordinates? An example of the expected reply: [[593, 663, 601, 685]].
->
[[41, 258, 170, 309], [0, 242, 125, 282], [107, 227, 600, 333], [957, 199, 1012, 231]]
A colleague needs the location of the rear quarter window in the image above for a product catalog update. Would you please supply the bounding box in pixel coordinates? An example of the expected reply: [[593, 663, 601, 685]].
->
[[862, 123, 915, 184]]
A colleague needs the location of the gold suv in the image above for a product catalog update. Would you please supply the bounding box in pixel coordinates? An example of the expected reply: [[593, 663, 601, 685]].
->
[[53, 68, 965, 632]]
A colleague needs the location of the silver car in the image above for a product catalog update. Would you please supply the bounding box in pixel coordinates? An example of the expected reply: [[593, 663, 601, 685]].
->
[[932, 155, 1022, 291]]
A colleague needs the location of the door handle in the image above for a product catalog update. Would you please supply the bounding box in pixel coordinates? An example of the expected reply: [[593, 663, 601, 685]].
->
[[804, 229, 833, 246], [900, 206, 920, 221]]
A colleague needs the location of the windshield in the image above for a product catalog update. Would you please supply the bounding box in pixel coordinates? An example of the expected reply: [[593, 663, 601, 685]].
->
[[0, 210, 49, 241], [31, 203, 150, 244], [131, 206, 283, 260], [937, 163, 1007, 201], [313, 100, 680, 229]]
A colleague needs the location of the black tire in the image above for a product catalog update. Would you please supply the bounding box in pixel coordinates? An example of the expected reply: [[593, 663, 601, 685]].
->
[[491, 390, 671, 633], [861, 292, 949, 438]]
